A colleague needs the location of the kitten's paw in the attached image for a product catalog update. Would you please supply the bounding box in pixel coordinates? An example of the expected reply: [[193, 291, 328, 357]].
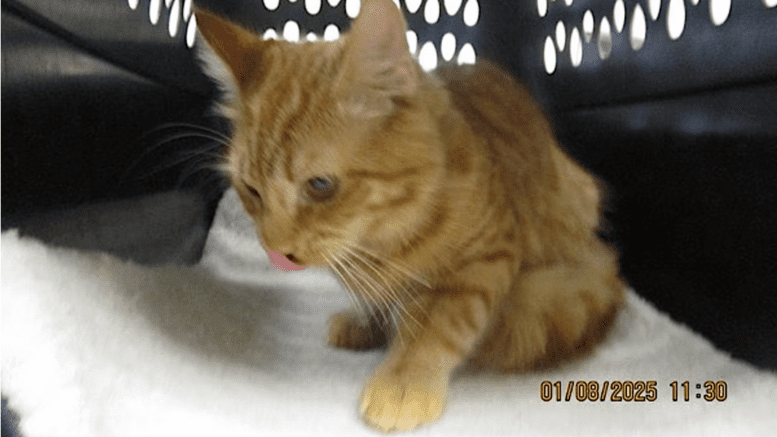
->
[[359, 368, 448, 433], [327, 311, 387, 351]]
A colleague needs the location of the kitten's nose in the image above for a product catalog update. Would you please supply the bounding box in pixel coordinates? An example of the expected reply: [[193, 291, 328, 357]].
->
[[266, 249, 308, 271]]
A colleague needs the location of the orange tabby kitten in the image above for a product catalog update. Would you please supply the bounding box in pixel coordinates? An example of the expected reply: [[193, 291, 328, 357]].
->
[[195, 0, 624, 432]]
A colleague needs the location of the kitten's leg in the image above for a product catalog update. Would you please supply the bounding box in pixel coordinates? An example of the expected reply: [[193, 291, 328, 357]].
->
[[328, 310, 388, 350], [359, 261, 511, 432], [471, 240, 624, 371]]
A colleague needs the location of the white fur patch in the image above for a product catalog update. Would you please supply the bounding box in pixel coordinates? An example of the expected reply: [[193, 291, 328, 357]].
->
[[195, 32, 240, 120]]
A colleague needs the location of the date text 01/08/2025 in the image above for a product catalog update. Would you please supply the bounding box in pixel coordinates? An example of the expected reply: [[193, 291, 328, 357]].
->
[[539, 381, 728, 402]]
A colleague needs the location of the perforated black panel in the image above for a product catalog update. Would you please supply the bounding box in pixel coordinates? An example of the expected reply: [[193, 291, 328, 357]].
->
[[479, 0, 777, 110], [194, 0, 481, 69]]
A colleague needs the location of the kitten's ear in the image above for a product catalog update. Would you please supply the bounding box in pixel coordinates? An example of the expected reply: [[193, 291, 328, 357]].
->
[[339, 0, 418, 116], [194, 9, 266, 91]]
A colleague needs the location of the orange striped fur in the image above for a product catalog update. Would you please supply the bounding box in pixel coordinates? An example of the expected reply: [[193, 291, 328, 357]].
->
[[196, 0, 624, 432]]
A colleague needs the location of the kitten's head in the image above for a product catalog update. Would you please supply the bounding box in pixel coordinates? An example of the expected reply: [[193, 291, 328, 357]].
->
[[196, 0, 445, 269]]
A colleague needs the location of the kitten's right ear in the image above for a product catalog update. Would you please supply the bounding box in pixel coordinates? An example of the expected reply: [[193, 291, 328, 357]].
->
[[194, 9, 265, 91], [336, 0, 417, 117]]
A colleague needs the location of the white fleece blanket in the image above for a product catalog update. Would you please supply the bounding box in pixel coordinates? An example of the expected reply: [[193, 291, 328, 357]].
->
[[3, 189, 776, 437]]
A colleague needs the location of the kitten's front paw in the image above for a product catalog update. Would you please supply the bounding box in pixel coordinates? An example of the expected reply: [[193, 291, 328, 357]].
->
[[328, 311, 387, 351], [359, 368, 448, 433]]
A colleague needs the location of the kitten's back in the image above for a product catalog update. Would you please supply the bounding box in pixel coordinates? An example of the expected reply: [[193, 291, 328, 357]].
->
[[437, 61, 603, 266]]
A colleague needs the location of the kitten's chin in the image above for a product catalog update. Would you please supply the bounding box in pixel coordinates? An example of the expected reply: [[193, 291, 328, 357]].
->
[[266, 249, 308, 272]]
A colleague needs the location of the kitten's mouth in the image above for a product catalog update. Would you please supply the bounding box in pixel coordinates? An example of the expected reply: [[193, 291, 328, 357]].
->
[[266, 249, 308, 272]]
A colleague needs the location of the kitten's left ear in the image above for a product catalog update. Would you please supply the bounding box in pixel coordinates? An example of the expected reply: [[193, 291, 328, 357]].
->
[[338, 0, 418, 116], [194, 9, 267, 92]]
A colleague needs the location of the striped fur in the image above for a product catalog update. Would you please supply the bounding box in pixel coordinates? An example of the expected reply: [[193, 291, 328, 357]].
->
[[196, 0, 624, 432]]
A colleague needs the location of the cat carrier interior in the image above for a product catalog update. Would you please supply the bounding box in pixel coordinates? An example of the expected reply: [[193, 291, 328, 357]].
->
[[2, 0, 775, 435]]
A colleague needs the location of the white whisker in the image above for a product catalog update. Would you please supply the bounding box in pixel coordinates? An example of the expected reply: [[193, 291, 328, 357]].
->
[[341, 246, 425, 337], [347, 245, 430, 313], [350, 244, 432, 289], [336, 252, 392, 327], [387, 307, 406, 348], [325, 256, 368, 319], [143, 122, 232, 143]]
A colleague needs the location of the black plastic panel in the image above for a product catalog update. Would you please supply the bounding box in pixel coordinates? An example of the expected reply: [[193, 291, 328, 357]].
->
[[2, 0, 213, 96], [478, 0, 777, 110], [1, 8, 225, 224]]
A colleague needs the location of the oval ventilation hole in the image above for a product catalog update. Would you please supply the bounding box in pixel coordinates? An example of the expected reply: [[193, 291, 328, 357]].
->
[[425, 0, 440, 24], [183, 0, 192, 20], [445, 0, 462, 15], [406, 30, 418, 53], [149, 0, 161, 25], [582, 10, 594, 43], [169, 0, 181, 37], [406, 0, 422, 14], [543, 36, 556, 74], [538, 0, 547, 17], [648, 0, 661, 20], [306, 0, 322, 15], [323, 24, 340, 41], [263, 28, 279, 40], [667, 0, 685, 39], [327, 0, 340, 7], [569, 27, 582, 67], [764, 0, 777, 8], [419, 41, 438, 71], [690, 0, 700, 5], [710, 0, 732, 25], [630, 4, 647, 51], [283, 20, 300, 41], [613, 0, 626, 33], [598, 17, 612, 60], [264, 0, 280, 11], [565, 0, 573, 6], [555, 21, 566, 51], [128, 0, 139, 10], [463, 0, 479, 26], [186, 14, 197, 48], [345, 0, 360, 18], [457, 43, 476, 65], [306, 32, 318, 41], [441, 32, 456, 61]]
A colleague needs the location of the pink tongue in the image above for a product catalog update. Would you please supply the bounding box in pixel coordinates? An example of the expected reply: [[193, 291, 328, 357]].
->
[[267, 249, 308, 272]]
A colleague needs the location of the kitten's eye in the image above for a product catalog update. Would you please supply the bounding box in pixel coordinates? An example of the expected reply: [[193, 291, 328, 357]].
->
[[305, 176, 338, 202], [245, 184, 261, 200]]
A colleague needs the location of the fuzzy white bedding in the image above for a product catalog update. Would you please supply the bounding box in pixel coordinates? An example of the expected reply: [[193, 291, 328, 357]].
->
[[2, 188, 775, 436]]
